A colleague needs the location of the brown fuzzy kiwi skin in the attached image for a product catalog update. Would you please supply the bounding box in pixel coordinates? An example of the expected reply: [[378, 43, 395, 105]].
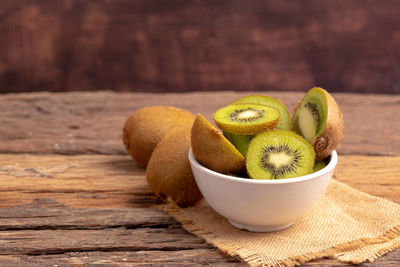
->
[[123, 106, 195, 167], [146, 125, 203, 207], [313, 88, 343, 160], [191, 114, 245, 174], [292, 88, 343, 160]]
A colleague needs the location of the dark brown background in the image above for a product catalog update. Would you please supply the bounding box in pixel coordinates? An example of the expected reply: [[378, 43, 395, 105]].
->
[[1, 0, 400, 94]]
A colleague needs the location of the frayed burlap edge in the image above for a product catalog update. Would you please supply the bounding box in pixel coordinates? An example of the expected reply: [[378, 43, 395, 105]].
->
[[157, 202, 400, 267]]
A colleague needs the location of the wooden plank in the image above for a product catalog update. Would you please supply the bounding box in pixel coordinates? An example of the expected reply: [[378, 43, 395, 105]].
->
[[0, 228, 210, 256], [0, 250, 243, 266], [1, 1, 400, 94], [0, 199, 175, 230], [333, 155, 400, 203], [0, 153, 156, 208], [0, 250, 399, 266], [0, 91, 399, 156], [0, 154, 399, 208]]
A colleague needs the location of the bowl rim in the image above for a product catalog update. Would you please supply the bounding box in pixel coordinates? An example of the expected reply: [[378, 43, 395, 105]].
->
[[188, 148, 337, 184]]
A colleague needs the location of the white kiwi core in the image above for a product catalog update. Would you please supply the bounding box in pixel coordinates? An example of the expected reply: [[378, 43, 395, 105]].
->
[[236, 109, 260, 120], [298, 106, 317, 142], [268, 152, 294, 168]]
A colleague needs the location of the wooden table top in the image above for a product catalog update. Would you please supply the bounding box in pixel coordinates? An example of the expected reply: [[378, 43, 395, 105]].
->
[[0, 91, 399, 266]]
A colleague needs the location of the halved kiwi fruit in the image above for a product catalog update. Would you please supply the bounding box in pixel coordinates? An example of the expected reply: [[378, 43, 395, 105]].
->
[[123, 106, 195, 167], [231, 95, 291, 130], [214, 104, 280, 135], [246, 130, 315, 180], [191, 114, 245, 174], [292, 87, 343, 160], [146, 125, 202, 207]]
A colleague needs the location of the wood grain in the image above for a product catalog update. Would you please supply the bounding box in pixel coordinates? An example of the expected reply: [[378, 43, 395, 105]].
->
[[0, 154, 398, 208], [0, 199, 175, 230], [0, 91, 398, 266], [0, 250, 398, 266], [0, 250, 243, 266], [333, 156, 400, 203], [1, 0, 400, 93], [0, 91, 399, 156], [0, 228, 210, 255], [0, 153, 398, 265], [0, 154, 155, 208]]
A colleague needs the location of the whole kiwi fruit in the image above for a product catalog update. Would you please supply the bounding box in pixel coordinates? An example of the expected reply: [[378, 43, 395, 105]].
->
[[123, 106, 195, 167], [146, 125, 203, 207], [292, 87, 343, 160]]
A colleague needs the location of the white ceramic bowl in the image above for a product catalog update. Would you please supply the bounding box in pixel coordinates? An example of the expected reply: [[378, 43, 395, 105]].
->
[[188, 148, 337, 232]]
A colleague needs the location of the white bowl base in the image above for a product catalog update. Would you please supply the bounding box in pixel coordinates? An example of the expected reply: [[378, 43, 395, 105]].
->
[[228, 220, 293, 232]]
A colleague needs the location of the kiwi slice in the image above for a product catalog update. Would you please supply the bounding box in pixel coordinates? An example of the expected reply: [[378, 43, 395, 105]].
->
[[292, 87, 343, 160], [191, 114, 245, 174], [224, 132, 252, 157], [214, 104, 280, 135], [246, 130, 315, 180], [313, 161, 327, 172], [232, 95, 291, 130]]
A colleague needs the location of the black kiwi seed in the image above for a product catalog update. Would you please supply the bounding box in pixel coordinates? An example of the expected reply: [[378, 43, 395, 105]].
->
[[230, 108, 264, 123], [259, 144, 301, 179], [304, 102, 321, 129]]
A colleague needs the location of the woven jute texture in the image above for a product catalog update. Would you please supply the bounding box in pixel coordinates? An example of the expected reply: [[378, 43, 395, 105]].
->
[[160, 180, 400, 266]]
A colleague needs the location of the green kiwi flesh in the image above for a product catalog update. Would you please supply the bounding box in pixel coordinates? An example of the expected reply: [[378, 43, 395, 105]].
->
[[292, 88, 327, 143], [313, 161, 327, 172], [246, 130, 315, 180], [214, 104, 280, 135], [224, 132, 252, 157], [232, 95, 291, 130]]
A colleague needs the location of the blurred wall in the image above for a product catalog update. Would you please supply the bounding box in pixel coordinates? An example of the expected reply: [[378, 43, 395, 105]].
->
[[1, 0, 400, 94]]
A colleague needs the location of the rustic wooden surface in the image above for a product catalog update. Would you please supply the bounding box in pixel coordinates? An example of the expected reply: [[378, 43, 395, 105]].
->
[[0, 91, 399, 266], [1, 0, 400, 94], [1, 91, 399, 156]]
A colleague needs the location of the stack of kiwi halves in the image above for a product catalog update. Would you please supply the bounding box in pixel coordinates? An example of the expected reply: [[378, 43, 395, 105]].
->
[[191, 87, 343, 180]]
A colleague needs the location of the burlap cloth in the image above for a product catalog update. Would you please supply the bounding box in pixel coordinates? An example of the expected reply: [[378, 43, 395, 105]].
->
[[160, 179, 400, 266]]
